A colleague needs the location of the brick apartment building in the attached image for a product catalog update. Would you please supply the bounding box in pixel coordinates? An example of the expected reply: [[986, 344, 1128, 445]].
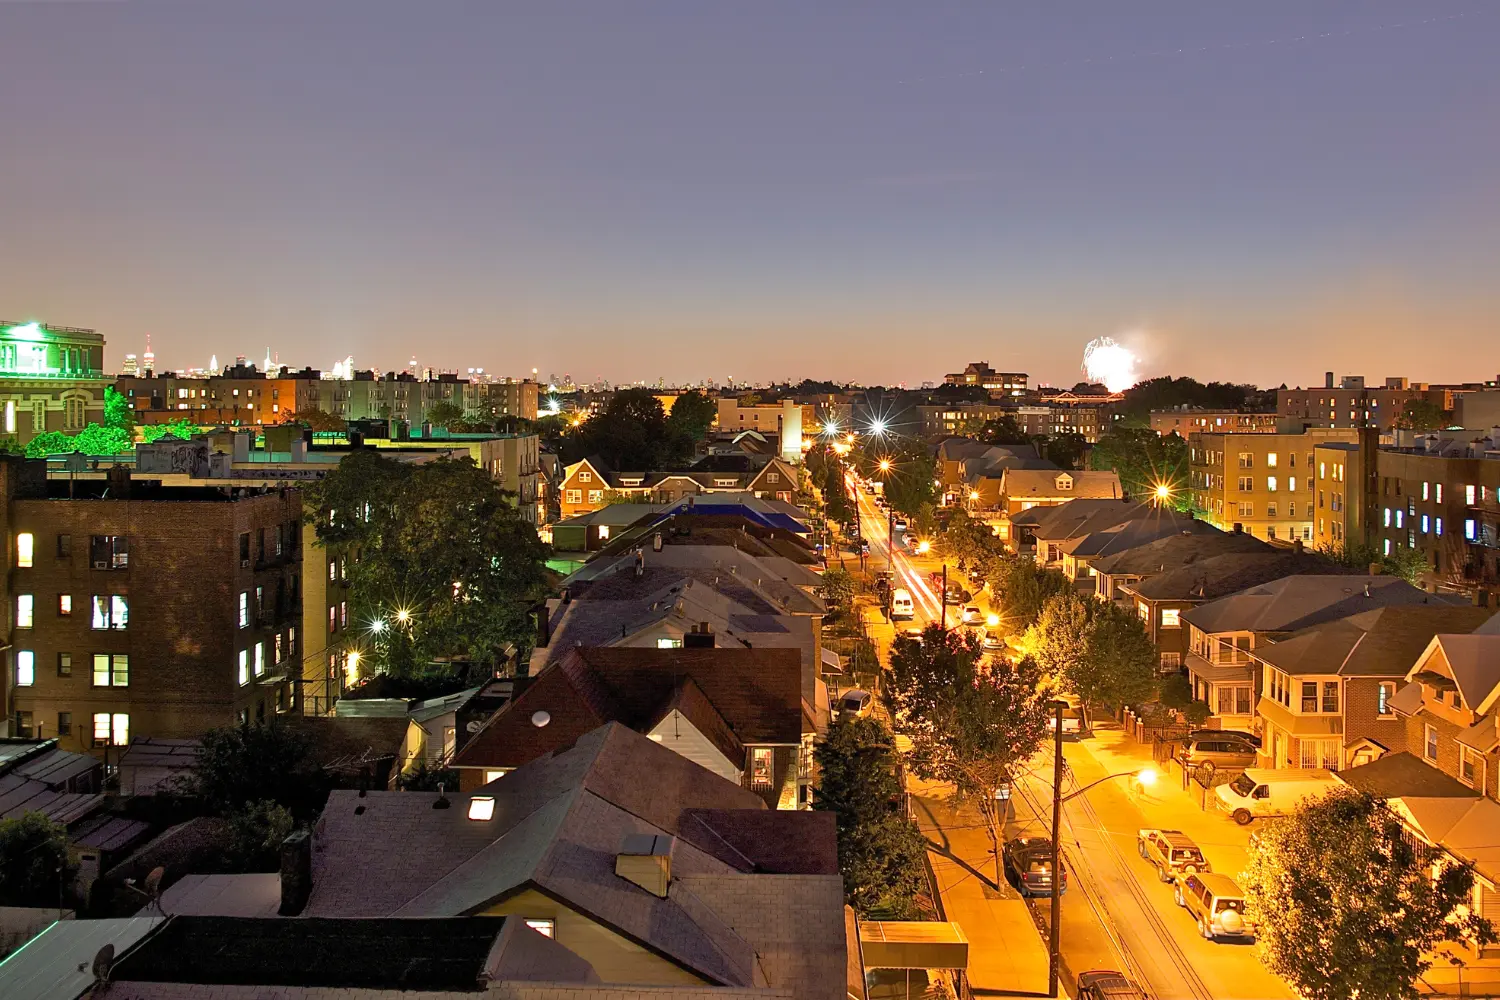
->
[[1188, 427, 1363, 542], [3, 457, 303, 753], [1277, 374, 1420, 436]]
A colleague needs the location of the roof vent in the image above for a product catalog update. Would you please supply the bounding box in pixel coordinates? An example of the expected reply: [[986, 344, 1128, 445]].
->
[[616, 833, 674, 898], [531, 710, 551, 728]]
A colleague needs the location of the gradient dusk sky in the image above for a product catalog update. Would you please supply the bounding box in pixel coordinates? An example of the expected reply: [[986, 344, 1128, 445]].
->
[[2, 2, 1497, 388]]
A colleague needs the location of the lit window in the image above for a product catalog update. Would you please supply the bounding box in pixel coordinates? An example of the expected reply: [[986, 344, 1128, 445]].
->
[[1467, 484, 1477, 505], [524, 919, 555, 938], [597, 525, 610, 541], [16, 650, 35, 686], [1422, 482, 1430, 501], [1436, 518, 1443, 537], [92, 653, 129, 687], [1467, 519, 1478, 541], [93, 713, 111, 745], [59, 594, 72, 616], [1383, 508, 1391, 527], [482, 769, 509, 783], [274, 633, 283, 664], [1436, 483, 1443, 504], [1160, 608, 1181, 628], [1377, 682, 1396, 717], [467, 795, 496, 821], [91, 595, 129, 630], [238, 649, 249, 685], [1421, 515, 1430, 534], [239, 592, 249, 628], [1319, 462, 1326, 480], [1396, 510, 1404, 528], [656, 637, 683, 649], [1266, 477, 1278, 492], [16, 532, 33, 567], [112, 713, 130, 747], [16, 594, 33, 628], [750, 747, 774, 787], [254, 642, 265, 677]]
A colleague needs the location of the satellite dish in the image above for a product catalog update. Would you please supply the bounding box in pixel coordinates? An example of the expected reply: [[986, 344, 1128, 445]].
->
[[531, 710, 551, 728], [92, 944, 115, 982], [143, 867, 166, 899], [465, 720, 483, 733]]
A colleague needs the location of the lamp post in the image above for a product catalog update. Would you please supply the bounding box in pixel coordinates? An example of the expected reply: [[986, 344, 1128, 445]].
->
[[1046, 698, 1158, 998]]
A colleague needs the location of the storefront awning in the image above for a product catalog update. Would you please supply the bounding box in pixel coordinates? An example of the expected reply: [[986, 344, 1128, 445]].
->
[[859, 921, 969, 970]]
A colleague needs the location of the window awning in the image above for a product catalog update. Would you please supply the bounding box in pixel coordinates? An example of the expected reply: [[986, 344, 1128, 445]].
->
[[820, 648, 843, 671]]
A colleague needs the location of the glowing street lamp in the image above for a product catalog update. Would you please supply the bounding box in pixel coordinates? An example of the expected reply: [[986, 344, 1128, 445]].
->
[[878, 459, 892, 474], [1154, 482, 1172, 502], [869, 418, 888, 437], [394, 607, 412, 625], [916, 540, 931, 555], [369, 618, 387, 635], [985, 613, 1000, 628]]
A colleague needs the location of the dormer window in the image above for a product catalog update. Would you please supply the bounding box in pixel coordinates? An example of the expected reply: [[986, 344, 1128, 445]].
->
[[579, 470, 592, 483], [1056, 474, 1073, 491]]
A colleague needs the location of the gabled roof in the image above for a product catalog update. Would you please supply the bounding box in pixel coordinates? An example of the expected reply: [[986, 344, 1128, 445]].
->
[[1254, 606, 1498, 679], [306, 723, 834, 990], [1179, 575, 1455, 635], [1000, 468, 1122, 500], [1405, 633, 1500, 714], [1025, 498, 1146, 540], [456, 646, 802, 771], [1127, 551, 1344, 603], [1060, 510, 1208, 560], [1337, 751, 1477, 800], [1090, 527, 1270, 578]]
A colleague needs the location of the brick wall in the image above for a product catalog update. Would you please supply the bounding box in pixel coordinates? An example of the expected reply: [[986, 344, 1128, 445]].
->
[[6, 483, 303, 751], [1344, 679, 1408, 755]]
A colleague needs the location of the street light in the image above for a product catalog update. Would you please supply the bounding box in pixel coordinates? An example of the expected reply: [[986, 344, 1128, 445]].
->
[[916, 540, 931, 554], [879, 458, 892, 474], [1046, 697, 1157, 998]]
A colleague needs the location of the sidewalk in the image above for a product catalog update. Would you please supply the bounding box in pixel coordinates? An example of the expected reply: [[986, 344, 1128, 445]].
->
[[909, 777, 1051, 997]]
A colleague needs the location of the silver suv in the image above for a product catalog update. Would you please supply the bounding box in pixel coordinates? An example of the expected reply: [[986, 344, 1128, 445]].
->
[[1177, 734, 1257, 772], [1175, 872, 1254, 942]]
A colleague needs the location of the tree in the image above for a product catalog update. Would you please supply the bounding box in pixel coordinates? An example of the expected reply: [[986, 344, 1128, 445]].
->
[[424, 401, 466, 430], [879, 449, 939, 520], [189, 722, 324, 820], [974, 414, 1029, 445], [1091, 426, 1190, 504], [1115, 376, 1253, 425], [936, 508, 1004, 568], [566, 388, 688, 469], [814, 717, 929, 918], [821, 455, 855, 527], [307, 452, 551, 679], [140, 418, 198, 443], [1397, 398, 1447, 432], [103, 384, 135, 431], [1039, 431, 1089, 469], [0, 812, 75, 906], [225, 800, 296, 872], [25, 424, 133, 458], [987, 554, 1072, 632], [666, 389, 716, 443], [818, 567, 856, 618], [395, 764, 462, 792], [1243, 787, 1495, 1000], [886, 624, 979, 729], [1025, 594, 1157, 719], [295, 407, 347, 432]]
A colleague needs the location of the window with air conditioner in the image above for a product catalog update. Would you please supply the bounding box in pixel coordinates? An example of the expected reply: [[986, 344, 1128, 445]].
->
[[89, 535, 129, 569]]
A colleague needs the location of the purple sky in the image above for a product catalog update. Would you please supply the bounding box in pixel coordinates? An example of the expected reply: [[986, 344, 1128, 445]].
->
[[3, 2, 1497, 388]]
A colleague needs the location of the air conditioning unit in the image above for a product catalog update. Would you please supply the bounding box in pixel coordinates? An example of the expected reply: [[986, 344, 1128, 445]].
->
[[240, 559, 250, 569], [93, 560, 109, 570]]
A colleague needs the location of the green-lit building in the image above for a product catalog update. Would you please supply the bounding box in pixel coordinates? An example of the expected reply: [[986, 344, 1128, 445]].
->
[[0, 320, 109, 444]]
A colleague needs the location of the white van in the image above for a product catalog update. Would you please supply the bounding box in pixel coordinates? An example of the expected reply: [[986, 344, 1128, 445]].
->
[[1214, 768, 1337, 825], [891, 589, 915, 620]]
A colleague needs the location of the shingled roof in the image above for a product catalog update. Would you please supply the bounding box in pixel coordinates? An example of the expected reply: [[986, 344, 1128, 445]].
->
[[1254, 605, 1498, 678], [1127, 550, 1349, 603], [1180, 574, 1457, 634], [1090, 527, 1271, 578]]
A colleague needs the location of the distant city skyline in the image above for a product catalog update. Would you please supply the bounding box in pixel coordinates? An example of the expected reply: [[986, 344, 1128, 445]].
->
[[3, 3, 1497, 388]]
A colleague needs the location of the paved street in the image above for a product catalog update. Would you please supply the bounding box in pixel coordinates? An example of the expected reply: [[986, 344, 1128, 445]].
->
[[848, 481, 1294, 1000]]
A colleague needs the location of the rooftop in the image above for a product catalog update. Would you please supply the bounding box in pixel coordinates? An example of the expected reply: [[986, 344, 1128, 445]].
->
[[1179, 574, 1456, 635], [1254, 605, 1498, 678]]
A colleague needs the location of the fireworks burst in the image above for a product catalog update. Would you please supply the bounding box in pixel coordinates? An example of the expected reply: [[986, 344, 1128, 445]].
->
[[1082, 336, 1139, 393]]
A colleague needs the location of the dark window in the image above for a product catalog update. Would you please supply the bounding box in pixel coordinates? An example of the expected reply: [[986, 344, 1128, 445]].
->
[[1322, 682, 1339, 714], [239, 532, 251, 564], [56, 534, 72, 558], [1301, 682, 1318, 713], [257, 528, 267, 562], [13, 712, 33, 739], [57, 652, 72, 677], [57, 712, 72, 736], [89, 535, 129, 569]]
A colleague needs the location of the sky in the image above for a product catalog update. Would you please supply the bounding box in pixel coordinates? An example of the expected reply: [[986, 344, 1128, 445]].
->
[[2, 2, 1497, 389]]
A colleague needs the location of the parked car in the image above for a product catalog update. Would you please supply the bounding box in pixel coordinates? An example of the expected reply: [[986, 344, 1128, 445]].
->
[[1175, 872, 1255, 942], [1213, 768, 1338, 825], [1003, 837, 1067, 897], [1077, 971, 1148, 1000], [942, 585, 969, 605], [1048, 703, 1084, 736], [1136, 828, 1210, 883], [961, 606, 984, 626], [899, 626, 925, 641], [893, 517, 909, 532], [839, 688, 873, 719], [1176, 733, 1258, 773], [890, 589, 915, 620], [980, 629, 1005, 651], [1191, 728, 1262, 748]]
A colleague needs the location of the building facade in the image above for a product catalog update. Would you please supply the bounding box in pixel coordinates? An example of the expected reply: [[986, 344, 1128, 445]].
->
[[1150, 409, 1281, 437], [1372, 442, 1500, 592], [0, 320, 111, 445], [1277, 375, 1419, 436], [1189, 428, 1363, 542], [943, 362, 1029, 396], [4, 460, 303, 753]]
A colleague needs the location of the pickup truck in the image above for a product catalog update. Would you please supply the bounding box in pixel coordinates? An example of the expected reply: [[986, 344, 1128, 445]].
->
[[1136, 828, 1210, 884]]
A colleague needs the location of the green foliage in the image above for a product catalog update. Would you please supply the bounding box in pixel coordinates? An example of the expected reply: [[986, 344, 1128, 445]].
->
[[396, 764, 463, 792], [1090, 426, 1190, 505], [225, 800, 296, 872], [295, 407, 348, 432], [1397, 397, 1448, 432], [879, 449, 939, 520], [424, 401, 467, 430], [566, 388, 691, 469], [190, 722, 324, 820], [25, 424, 133, 458], [139, 418, 198, 443], [821, 455, 855, 527], [813, 717, 929, 918], [1243, 787, 1495, 1000], [986, 554, 1072, 632], [1158, 672, 1194, 710], [975, 415, 1029, 445], [0, 812, 76, 906], [1321, 539, 1429, 585], [1038, 431, 1089, 469], [103, 385, 135, 431], [1116, 376, 1254, 424], [937, 508, 1005, 568], [818, 567, 857, 617], [666, 389, 717, 442], [307, 452, 551, 678], [1024, 593, 1158, 715]]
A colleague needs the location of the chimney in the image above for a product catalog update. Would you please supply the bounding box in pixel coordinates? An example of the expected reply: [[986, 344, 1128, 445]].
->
[[615, 833, 673, 897], [1369, 562, 1383, 576], [278, 829, 313, 915], [1232, 522, 1243, 534], [1293, 538, 1303, 555], [684, 622, 715, 648], [1325, 372, 1335, 389]]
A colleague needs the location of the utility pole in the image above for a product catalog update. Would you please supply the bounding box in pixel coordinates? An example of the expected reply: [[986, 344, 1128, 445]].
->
[[940, 564, 948, 629], [1049, 700, 1064, 998]]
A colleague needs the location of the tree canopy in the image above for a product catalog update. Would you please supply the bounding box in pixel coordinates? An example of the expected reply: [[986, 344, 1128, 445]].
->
[[306, 451, 551, 679], [1397, 397, 1448, 431], [423, 401, 467, 430], [292, 407, 347, 432], [1090, 426, 1191, 506], [975, 415, 1030, 446], [666, 389, 717, 442], [1038, 431, 1089, 469], [0, 812, 75, 907], [1243, 787, 1495, 1000], [814, 717, 929, 918], [565, 388, 693, 469], [1024, 592, 1158, 715], [1116, 376, 1255, 424]]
